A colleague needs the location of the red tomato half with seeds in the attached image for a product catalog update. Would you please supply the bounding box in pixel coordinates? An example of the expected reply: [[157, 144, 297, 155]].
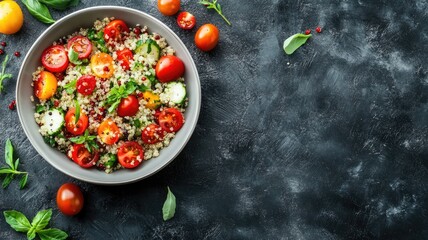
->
[[65, 108, 89, 136], [117, 141, 144, 169], [116, 48, 134, 70], [117, 95, 139, 117], [104, 19, 129, 44], [177, 12, 196, 30], [142, 123, 165, 144], [41, 45, 69, 72], [155, 56, 185, 83], [76, 75, 96, 95], [67, 35, 92, 59], [56, 183, 84, 216], [68, 144, 99, 168], [158, 108, 184, 133]]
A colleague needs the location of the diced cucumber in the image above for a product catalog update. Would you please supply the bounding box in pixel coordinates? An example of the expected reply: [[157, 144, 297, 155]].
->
[[41, 109, 64, 135], [135, 39, 161, 61], [164, 82, 186, 104]]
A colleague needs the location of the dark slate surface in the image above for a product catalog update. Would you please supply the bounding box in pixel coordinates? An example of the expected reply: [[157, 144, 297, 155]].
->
[[1, 0, 428, 239]]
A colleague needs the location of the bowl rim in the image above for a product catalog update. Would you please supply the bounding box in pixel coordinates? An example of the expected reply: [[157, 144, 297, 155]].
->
[[16, 6, 201, 185]]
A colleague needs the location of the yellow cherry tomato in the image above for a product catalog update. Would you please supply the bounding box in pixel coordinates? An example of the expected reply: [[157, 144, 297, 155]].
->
[[90, 53, 114, 79], [34, 71, 58, 100], [0, 0, 24, 35], [142, 91, 161, 110]]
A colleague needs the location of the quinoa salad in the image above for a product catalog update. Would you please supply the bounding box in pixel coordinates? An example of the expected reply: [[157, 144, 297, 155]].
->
[[32, 18, 188, 173]]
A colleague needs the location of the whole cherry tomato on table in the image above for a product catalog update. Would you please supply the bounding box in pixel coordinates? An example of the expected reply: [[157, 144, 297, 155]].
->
[[0, 0, 24, 34], [41, 45, 69, 73], [177, 12, 196, 30], [117, 141, 145, 169], [56, 183, 84, 216], [158, 0, 180, 16], [155, 56, 185, 83], [195, 24, 220, 52]]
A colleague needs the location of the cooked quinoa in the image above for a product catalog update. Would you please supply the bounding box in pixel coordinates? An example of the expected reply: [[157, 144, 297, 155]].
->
[[32, 17, 188, 173]]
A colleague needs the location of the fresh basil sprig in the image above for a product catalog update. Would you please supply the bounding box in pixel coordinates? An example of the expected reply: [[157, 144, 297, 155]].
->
[[3, 209, 68, 240], [21, 0, 55, 24], [162, 187, 176, 221], [39, 0, 79, 10], [0, 55, 12, 93], [105, 81, 139, 113], [74, 100, 80, 124], [198, 0, 231, 26], [69, 130, 99, 153], [87, 28, 108, 53], [64, 79, 77, 95], [68, 48, 82, 65], [283, 33, 311, 55], [0, 140, 28, 189]]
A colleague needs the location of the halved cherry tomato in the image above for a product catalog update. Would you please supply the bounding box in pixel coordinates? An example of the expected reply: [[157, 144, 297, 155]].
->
[[56, 183, 84, 216], [68, 144, 99, 168], [195, 24, 219, 52], [34, 71, 58, 100], [158, 0, 180, 16], [65, 108, 89, 136], [91, 53, 114, 78], [104, 19, 129, 44], [155, 56, 185, 83], [116, 48, 133, 71], [41, 45, 69, 73], [117, 95, 139, 117], [142, 123, 164, 144], [76, 75, 96, 95], [98, 119, 120, 145], [177, 12, 196, 30], [153, 109, 162, 124], [158, 108, 184, 133], [67, 36, 93, 59], [142, 91, 160, 110], [117, 141, 144, 169]]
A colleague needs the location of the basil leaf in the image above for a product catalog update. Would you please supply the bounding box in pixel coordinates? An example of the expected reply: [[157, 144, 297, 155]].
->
[[105, 154, 117, 168], [2, 174, 14, 188], [21, 0, 55, 24], [0, 168, 15, 174], [5, 139, 14, 169], [108, 100, 121, 113], [283, 33, 311, 55], [162, 187, 176, 221], [14, 158, 19, 170], [37, 228, 68, 240], [31, 209, 52, 231], [36, 105, 46, 113], [133, 119, 142, 128], [38, 0, 79, 10], [3, 210, 32, 233], [64, 79, 77, 94], [69, 136, 85, 144], [27, 230, 37, 240], [68, 48, 82, 65], [75, 100, 80, 124], [19, 174, 28, 189]]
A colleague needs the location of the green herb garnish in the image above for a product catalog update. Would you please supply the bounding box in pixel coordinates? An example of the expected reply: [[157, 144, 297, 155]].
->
[[105, 81, 138, 113], [87, 28, 108, 53], [69, 130, 99, 153], [35, 105, 46, 114], [74, 100, 80, 124], [198, 0, 231, 26], [162, 186, 176, 221], [3, 209, 68, 240], [64, 79, 77, 94], [105, 154, 117, 168], [0, 55, 12, 93], [68, 48, 82, 65], [0, 140, 28, 189], [21, 0, 55, 24], [283, 33, 311, 55], [38, 0, 79, 10]]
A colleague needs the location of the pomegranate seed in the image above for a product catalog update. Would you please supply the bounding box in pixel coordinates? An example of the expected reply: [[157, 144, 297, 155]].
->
[[0, 49, 4, 55], [14, 51, 20, 57], [8, 100, 16, 110], [154, 35, 160, 40], [141, 76, 146, 81], [305, 29, 311, 35], [316, 26, 322, 33], [54, 100, 60, 107], [137, 92, 143, 98], [0, 42, 6, 47], [103, 66, 109, 72], [133, 27, 141, 35]]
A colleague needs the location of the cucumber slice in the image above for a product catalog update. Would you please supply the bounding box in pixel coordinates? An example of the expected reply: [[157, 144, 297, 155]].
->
[[164, 82, 186, 104], [41, 109, 64, 135], [135, 39, 161, 61]]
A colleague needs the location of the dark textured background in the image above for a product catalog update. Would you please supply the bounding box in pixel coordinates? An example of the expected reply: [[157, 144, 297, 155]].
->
[[1, 0, 428, 239]]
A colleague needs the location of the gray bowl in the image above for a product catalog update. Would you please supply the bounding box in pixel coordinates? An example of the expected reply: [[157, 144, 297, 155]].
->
[[16, 6, 201, 185]]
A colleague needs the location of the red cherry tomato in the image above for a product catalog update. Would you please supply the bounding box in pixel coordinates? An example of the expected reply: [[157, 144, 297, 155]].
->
[[141, 123, 164, 144], [56, 183, 84, 216], [155, 56, 185, 83], [177, 12, 196, 30], [158, 0, 180, 16], [153, 109, 162, 124], [68, 144, 99, 168], [117, 95, 139, 117], [117, 141, 144, 169], [67, 35, 92, 59], [195, 24, 219, 52], [41, 45, 69, 73], [76, 75, 96, 95], [103, 19, 129, 44], [116, 48, 133, 70], [158, 108, 184, 133], [65, 108, 89, 136]]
